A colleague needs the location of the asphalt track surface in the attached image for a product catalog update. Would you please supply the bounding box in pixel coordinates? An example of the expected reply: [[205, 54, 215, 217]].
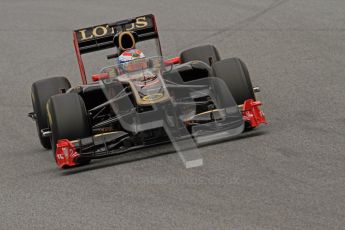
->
[[1, 0, 345, 229]]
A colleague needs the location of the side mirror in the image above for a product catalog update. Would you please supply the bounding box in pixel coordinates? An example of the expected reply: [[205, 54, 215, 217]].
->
[[107, 53, 119, 60], [92, 73, 110, 82]]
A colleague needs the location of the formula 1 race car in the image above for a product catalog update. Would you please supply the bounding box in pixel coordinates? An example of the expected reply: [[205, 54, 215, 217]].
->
[[29, 14, 266, 169]]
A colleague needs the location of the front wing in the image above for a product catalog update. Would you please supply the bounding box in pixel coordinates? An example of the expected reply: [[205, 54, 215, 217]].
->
[[55, 99, 266, 168]]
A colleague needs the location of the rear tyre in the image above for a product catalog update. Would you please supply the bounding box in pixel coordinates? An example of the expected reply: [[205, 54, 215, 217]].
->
[[47, 93, 92, 165], [180, 45, 221, 65], [31, 77, 71, 149]]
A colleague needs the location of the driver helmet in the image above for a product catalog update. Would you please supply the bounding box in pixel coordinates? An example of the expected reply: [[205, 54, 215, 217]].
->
[[118, 49, 147, 72]]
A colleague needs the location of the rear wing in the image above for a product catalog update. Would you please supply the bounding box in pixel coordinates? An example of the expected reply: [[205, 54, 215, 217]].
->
[[73, 14, 161, 84]]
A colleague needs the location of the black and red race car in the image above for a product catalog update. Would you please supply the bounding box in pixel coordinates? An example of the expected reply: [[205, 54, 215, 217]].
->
[[29, 14, 266, 169]]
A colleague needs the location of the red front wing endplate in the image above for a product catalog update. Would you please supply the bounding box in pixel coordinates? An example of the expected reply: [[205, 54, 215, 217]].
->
[[241, 99, 267, 128], [55, 139, 80, 168]]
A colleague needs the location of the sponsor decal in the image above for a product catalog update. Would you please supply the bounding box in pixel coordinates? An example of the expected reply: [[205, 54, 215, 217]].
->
[[142, 93, 164, 101], [76, 16, 150, 42]]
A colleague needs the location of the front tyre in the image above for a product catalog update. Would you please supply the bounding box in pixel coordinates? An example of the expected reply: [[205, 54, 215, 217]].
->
[[212, 58, 255, 105], [213, 58, 256, 131], [47, 93, 91, 165]]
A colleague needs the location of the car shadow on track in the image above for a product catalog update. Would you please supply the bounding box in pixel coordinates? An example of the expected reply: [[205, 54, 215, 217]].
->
[[60, 129, 268, 175]]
